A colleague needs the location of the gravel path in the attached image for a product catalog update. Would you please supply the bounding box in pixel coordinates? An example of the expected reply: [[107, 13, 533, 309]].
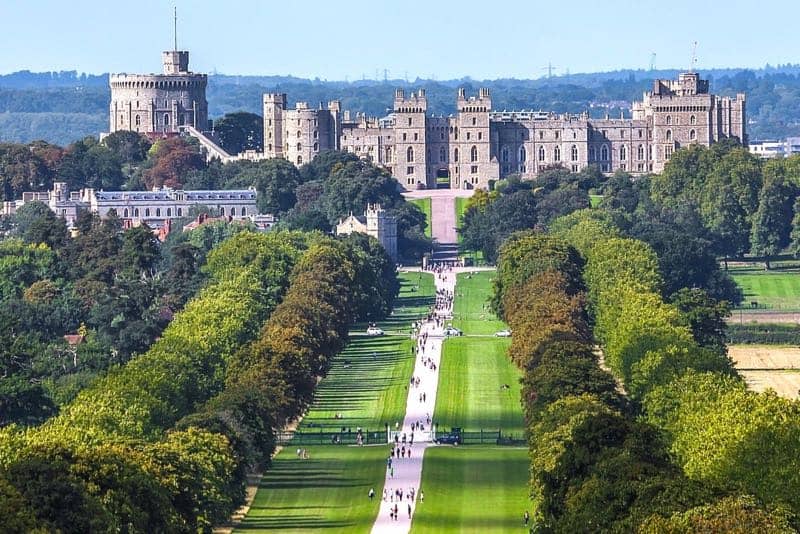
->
[[370, 269, 456, 533]]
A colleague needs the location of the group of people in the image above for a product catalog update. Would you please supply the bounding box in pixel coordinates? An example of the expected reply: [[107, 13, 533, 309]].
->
[[371, 486, 423, 522]]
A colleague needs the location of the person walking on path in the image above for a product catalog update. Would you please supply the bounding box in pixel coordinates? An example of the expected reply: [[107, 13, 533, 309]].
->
[[369, 488, 375, 501], [524, 510, 530, 526]]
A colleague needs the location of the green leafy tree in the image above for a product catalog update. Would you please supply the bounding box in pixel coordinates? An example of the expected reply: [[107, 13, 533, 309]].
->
[[750, 173, 796, 269], [13, 201, 69, 251], [213, 112, 263, 154]]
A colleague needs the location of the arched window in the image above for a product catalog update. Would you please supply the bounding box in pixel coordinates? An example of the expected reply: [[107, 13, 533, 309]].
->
[[313, 142, 319, 151], [439, 146, 446, 162], [167, 208, 172, 217], [666, 130, 672, 142], [690, 129, 697, 141], [589, 147, 596, 161], [538, 146, 545, 161], [164, 114, 170, 126], [571, 145, 578, 161], [637, 144, 645, 160], [241, 207, 247, 216], [470, 145, 478, 162], [297, 130, 301, 138], [454, 127, 458, 140], [519, 146, 526, 162], [554, 146, 561, 162], [620, 145, 627, 161], [601, 145, 609, 161], [220, 207, 225, 216], [123, 208, 129, 218], [666, 115, 672, 125], [134, 208, 139, 217], [145, 208, 150, 217], [472, 117, 477, 126], [501, 147, 509, 162], [407, 146, 414, 163], [297, 142, 302, 151], [177, 208, 182, 217], [135, 115, 141, 126], [156, 208, 161, 217], [690, 115, 697, 125], [297, 155, 303, 165], [453, 148, 459, 162]]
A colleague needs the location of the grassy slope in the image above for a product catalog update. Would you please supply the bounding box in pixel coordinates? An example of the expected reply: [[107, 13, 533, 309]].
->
[[410, 447, 530, 534], [450, 271, 506, 335], [237, 272, 435, 533], [730, 266, 800, 311], [409, 198, 433, 238], [411, 269, 530, 533]]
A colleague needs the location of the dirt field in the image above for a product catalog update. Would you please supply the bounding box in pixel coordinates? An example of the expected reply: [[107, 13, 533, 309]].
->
[[727, 312, 800, 324], [728, 345, 800, 400]]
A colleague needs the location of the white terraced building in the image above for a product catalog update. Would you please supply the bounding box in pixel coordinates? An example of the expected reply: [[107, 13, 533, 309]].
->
[[2, 182, 259, 229]]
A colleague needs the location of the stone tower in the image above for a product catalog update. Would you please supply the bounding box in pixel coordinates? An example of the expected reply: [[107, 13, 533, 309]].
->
[[366, 203, 398, 262], [454, 88, 498, 188], [392, 89, 429, 189], [263, 93, 287, 158]]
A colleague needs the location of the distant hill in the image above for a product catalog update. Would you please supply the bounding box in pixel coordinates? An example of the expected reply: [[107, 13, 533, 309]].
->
[[1, 65, 799, 146]]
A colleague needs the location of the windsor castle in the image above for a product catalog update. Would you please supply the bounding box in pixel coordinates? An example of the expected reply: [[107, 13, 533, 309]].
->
[[109, 49, 747, 190]]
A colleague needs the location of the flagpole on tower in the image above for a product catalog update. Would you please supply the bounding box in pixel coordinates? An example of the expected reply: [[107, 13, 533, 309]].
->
[[174, 6, 178, 51]]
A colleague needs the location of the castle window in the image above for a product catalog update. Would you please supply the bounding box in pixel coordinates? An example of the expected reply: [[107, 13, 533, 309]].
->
[[478, 132, 482, 140], [313, 142, 319, 151], [690, 115, 697, 125], [471, 165, 478, 174], [156, 208, 161, 217], [297, 155, 303, 165], [649, 146, 653, 160], [220, 207, 225, 216], [638, 144, 645, 160], [621, 130, 626, 138], [440, 132, 444, 140], [454, 148, 459, 162], [472, 117, 477, 126], [519, 165, 526, 173], [177, 208, 182, 217], [620, 145, 627, 161], [571, 145, 578, 161], [407, 147, 414, 163], [134, 208, 139, 217], [313, 130, 318, 138], [414, 133, 418, 141], [408, 117, 412, 126], [665, 145, 673, 160], [666, 115, 672, 125], [501, 147, 509, 162], [539, 131, 544, 140], [297, 130, 301, 138], [638, 129, 643, 138], [242, 207, 247, 216], [690, 129, 697, 141], [666, 130, 672, 142], [123, 208, 129, 218], [470, 145, 478, 162], [555, 131, 560, 140], [467, 132, 471, 140], [403, 133, 407, 141], [589, 147, 596, 161], [601, 145, 609, 161], [573, 131, 577, 139], [167, 208, 172, 217], [454, 127, 459, 140], [145, 208, 150, 217], [297, 142, 302, 151], [164, 114, 170, 126], [519, 146, 526, 162], [439, 146, 446, 162], [135, 115, 141, 126], [407, 166, 414, 175], [538, 146, 545, 161], [554, 146, 561, 162]]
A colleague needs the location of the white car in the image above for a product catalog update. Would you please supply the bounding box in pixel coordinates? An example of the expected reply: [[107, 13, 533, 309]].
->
[[444, 326, 462, 336], [494, 330, 512, 337], [366, 326, 385, 336]]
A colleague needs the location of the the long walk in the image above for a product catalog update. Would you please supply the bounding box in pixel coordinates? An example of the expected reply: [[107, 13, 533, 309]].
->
[[371, 268, 456, 533]]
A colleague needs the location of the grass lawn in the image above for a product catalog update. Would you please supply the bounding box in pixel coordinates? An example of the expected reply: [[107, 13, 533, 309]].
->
[[409, 198, 433, 238], [410, 447, 530, 534], [729, 267, 800, 311], [450, 271, 506, 335], [237, 446, 386, 533], [434, 337, 523, 436], [237, 272, 434, 533], [379, 271, 435, 334], [455, 197, 469, 230]]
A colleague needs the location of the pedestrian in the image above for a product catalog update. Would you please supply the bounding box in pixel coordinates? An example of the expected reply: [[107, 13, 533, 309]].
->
[[408, 502, 412, 518], [408, 447, 412, 458], [369, 488, 375, 501], [524, 510, 530, 526], [420, 490, 424, 503], [394, 504, 399, 520], [390, 466, 394, 478]]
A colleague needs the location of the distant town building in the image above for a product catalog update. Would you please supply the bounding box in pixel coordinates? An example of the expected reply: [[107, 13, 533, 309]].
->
[[749, 137, 800, 159], [264, 72, 746, 190], [2, 182, 259, 229], [335, 204, 398, 261]]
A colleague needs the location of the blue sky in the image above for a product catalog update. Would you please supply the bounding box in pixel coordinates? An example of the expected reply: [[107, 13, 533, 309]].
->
[[0, 0, 797, 79]]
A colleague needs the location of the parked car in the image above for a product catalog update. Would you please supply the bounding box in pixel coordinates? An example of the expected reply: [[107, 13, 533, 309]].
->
[[434, 427, 462, 445], [366, 326, 385, 336], [444, 326, 462, 336], [495, 329, 512, 337]]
